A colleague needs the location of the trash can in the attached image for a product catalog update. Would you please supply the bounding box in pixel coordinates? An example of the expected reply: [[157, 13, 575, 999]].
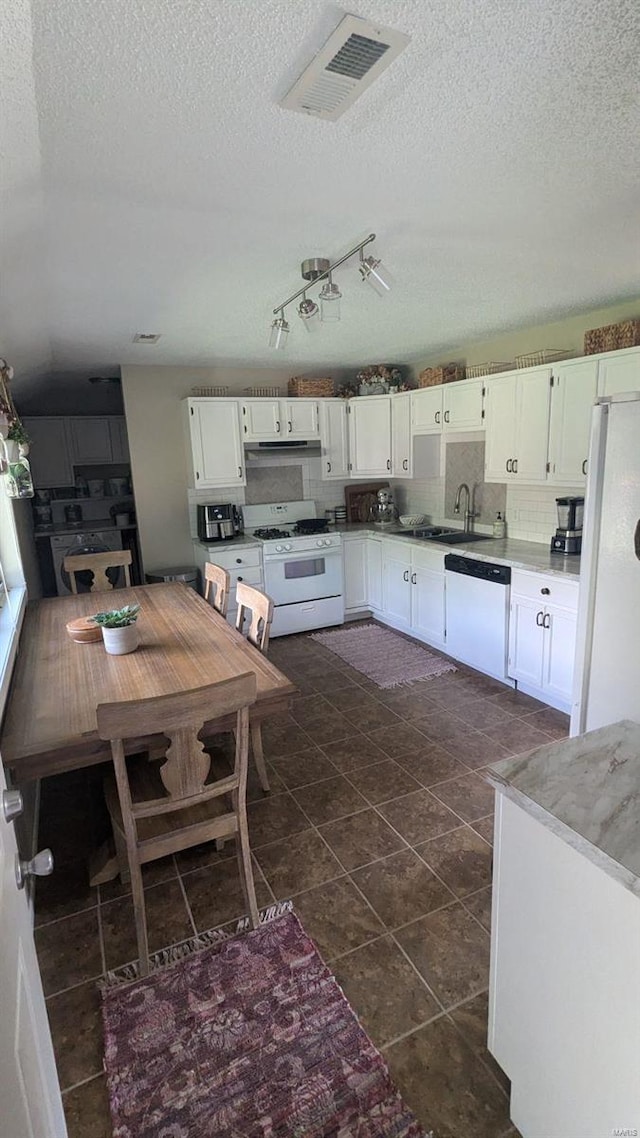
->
[[145, 566, 198, 590]]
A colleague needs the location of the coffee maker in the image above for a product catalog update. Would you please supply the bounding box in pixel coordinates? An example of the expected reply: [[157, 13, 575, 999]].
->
[[197, 503, 242, 542], [550, 496, 584, 555]]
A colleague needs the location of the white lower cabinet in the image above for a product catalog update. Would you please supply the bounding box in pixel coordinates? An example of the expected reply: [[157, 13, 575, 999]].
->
[[343, 537, 369, 613], [508, 570, 578, 710], [381, 539, 445, 647], [193, 542, 262, 625], [367, 535, 382, 613]]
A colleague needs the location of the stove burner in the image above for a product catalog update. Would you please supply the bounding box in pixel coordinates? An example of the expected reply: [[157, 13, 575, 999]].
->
[[253, 527, 291, 540]]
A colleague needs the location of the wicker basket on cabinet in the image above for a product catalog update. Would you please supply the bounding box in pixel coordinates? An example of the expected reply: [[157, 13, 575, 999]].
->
[[418, 363, 465, 387], [584, 319, 640, 355], [287, 377, 335, 397]]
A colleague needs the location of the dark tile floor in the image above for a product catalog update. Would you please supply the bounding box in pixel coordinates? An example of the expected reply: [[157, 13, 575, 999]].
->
[[35, 624, 568, 1137]]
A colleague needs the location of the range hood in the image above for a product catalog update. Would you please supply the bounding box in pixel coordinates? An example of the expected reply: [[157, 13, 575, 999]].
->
[[245, 440, 322, 454]]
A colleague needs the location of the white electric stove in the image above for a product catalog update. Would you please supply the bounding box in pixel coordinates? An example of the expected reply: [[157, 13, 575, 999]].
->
[[242, 501, 344, 637]]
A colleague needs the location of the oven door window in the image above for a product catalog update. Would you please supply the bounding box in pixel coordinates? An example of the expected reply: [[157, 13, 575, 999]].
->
[[284, 557, 325, 579]]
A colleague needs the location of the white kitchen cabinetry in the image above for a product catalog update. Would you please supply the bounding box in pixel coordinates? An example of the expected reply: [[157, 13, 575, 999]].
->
[[596, 344, 640, 396], [320, 400, 349, 481], [343, 537, 369, 613], [194, 542, 262, 625], [508, 570, 578, 710], [367, 535, 383, 613], [241, 398, 320, 441], [443, 378, 485, 431], [485, 367, 551, 483], [22, 417, 73, 487], [411, 387, 442, 434], [347, 396, 391, 477], [184, 398, 245, 488], [381, 541, 412, 629], [391, 394, 412, 477], [67, 416, 113, 463], [381, 539, 446, 647], [109, 417, 130, 463], [547, 358, 598, 485]]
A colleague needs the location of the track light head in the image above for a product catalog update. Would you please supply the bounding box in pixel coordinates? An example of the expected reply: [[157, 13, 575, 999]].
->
[[268, 315, 290, 350], [359, 254, 393, 296]]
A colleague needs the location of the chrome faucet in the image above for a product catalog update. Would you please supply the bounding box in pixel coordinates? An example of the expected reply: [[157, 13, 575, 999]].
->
[[454, 482, 476, 532]]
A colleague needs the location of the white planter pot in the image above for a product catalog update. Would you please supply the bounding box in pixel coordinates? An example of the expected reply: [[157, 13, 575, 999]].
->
[[102, 624, 139, 655]]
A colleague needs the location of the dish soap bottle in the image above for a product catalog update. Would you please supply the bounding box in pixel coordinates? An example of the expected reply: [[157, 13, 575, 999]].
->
[[493, 512, 506, 539]]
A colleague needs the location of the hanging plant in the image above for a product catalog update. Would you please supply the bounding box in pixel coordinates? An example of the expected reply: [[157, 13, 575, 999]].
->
[[0, 360, 34, 498]]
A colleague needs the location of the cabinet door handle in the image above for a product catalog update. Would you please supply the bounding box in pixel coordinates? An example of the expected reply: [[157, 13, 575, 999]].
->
[[288, 421, 292, 433], [543, 613, 551, 630], [386, 458, 391, 470], [435, 411, 441, 424], [403, 569, 409, 582], [506, 459, 512, 473], [195, 471, 200, 480], [402, 458, 408, 470], [238, 466, 242, 479], [582, 459, 588, 475], [513, 458, 518, 474], [444, 410, 450, 423], [327, 461, 332, 473], [411, 572, 417, 584], [541, 587, 550, 595], [536, 610, 544, 626], [275, 420, 281, 433]]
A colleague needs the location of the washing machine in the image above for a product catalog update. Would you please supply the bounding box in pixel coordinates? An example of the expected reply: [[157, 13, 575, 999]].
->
[[51, 530, 124, 595]]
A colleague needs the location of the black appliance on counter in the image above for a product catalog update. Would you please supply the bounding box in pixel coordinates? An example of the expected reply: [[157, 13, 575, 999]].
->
[[550, 496, 584, 555], [197, 503, 243, 542]]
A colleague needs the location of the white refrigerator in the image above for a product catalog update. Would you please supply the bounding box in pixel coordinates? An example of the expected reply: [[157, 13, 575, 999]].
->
[[571, 391, 640, 735]]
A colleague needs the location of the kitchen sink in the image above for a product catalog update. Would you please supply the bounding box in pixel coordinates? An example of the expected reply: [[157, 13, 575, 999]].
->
[[427, 531, 492, 544]]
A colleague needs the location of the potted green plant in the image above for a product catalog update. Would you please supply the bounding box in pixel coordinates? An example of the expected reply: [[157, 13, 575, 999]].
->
[[91, 604, 141, 655]]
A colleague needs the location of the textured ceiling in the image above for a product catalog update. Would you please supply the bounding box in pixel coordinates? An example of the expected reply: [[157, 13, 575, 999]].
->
[[3, 0, 640, 387]]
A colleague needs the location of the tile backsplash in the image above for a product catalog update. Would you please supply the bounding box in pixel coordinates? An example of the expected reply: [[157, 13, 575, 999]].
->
[[504, 483, 583, 543], [444, 441, 506, 526]]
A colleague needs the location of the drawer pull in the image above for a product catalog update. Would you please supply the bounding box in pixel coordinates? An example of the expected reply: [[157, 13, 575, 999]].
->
[[541, 587, 550, 595], [236, 558, 242, 564]]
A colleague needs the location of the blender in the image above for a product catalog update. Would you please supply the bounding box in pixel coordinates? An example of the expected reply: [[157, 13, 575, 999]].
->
[[551, 496, 584, 555]]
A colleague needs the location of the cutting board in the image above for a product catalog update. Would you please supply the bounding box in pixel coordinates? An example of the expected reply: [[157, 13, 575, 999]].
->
[[344, 482, 390, 523]]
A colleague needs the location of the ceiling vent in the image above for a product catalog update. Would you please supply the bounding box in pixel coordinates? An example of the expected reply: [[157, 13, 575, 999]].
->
[[279, 14, 411, 121], [132, 332, 161, 344]]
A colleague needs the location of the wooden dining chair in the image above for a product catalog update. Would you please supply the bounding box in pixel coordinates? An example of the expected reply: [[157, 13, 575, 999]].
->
[[64, 549, 132, 593], [97, 674, 259, 976], [203, 561, 230, 617], [235, 582, 274, 793]]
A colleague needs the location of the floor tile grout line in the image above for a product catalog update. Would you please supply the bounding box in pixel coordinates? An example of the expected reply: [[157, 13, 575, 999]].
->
[[95, 892, 107, 978], [61, 1071, 105, 1098], [175, 862, 199, 939], [44, 969, 105, 1002]]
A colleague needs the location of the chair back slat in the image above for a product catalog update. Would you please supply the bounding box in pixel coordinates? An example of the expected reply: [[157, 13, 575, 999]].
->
[[64, 549, 132, 593], [203, 562, 230, 617], [235, 582, 274, 654]]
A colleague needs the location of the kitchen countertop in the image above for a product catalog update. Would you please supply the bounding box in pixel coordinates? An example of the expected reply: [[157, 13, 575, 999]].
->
[[487, 720, 640, 897], [35, 520, 137, 539], [336, 523, 581, 578], [193, 535, 261, 551]]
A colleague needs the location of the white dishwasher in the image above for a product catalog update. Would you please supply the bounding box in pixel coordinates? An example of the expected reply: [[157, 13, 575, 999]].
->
[[445, 554, 511, 681]]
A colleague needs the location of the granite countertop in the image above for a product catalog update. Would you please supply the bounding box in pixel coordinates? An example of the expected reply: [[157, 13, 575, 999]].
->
[[35, 520, 137, 539], [337, 523, 581, 579], [487, 720, 640, 897]]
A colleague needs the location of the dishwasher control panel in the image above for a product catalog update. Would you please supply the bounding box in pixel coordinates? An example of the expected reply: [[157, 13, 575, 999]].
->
[[444, 554, 511, 585]]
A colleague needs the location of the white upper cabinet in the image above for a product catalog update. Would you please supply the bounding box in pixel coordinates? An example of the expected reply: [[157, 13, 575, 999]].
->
[[22, 417, 73, 486], [241, 398, 320, 441], [411, 386, 442, 434], [241, 399, 281, 441], [596, 345, 640, 397], [547, 358, 598, 485], [109, 417, 130, 463], [391, 394, 412, 477], [485, 367, 551, 483], [347, 396, 392, 477], [319, 400, 349, 481], [283, 399, 319, 439], [184, 398, 245, 488], [67, 416, 113, 462], [443, 377, 485, 431]]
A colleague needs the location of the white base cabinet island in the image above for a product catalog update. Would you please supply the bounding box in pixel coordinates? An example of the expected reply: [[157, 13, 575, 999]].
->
[[487, 721, 640, 1138]]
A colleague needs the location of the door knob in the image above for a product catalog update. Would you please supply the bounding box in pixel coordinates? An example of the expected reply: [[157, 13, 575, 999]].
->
[[2, 788, 23, 823], [15, 848, 54, 891]]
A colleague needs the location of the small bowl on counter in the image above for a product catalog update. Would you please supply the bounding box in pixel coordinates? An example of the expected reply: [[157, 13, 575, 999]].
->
[[399, 514, 426, 527], [66, 617, 102, 644]]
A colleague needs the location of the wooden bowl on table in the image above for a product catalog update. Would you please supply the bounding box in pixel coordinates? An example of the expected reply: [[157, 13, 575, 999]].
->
[[66, 617, 102, 644]]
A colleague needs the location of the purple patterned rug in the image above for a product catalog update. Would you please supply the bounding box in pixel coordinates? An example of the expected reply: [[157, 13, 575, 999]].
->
[[312, 624, 456, 688], [101, 911, 428, 1137]]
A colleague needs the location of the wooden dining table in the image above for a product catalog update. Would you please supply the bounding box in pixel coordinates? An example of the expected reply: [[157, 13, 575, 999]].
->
[[0, 582, 296, 784]]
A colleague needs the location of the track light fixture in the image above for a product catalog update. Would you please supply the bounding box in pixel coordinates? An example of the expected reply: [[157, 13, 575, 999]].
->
[[268, 233, 390, 349]]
